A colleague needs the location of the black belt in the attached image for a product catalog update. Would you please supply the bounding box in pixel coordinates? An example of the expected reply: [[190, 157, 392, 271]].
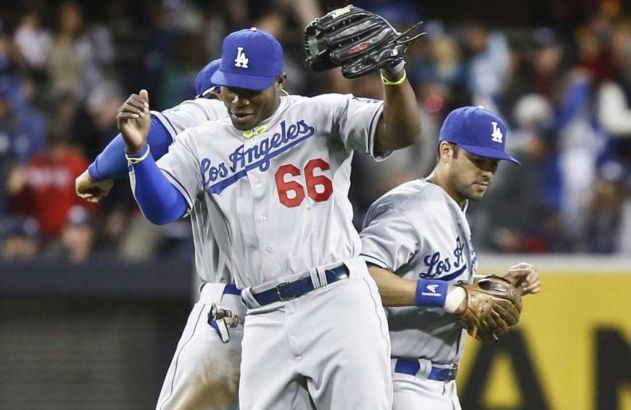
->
[[394, 358, 458, 382], [252, 264, 349, 306], [223, 284, 241, 296]]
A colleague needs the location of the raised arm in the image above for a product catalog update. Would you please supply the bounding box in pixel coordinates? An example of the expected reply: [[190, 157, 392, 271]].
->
[[303, 6, 421, 153], [118, 90, 187, 224], [76, 57, 225, 203], [75, 116, 174, 203], [374, 64, 421, 153]]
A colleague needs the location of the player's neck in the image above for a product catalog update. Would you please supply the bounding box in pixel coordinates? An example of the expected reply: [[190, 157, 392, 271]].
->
[[426, 169, 466, 208]]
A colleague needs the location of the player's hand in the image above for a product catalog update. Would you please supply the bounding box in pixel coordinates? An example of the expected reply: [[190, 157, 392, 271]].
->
[[117, 89, 151, 154], [75, 169, 114, 203], [503, 262, 541, 295], [207, 303, 239, 343]]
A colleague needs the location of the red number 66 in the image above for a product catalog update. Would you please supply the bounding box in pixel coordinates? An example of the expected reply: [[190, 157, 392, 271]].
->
[[274, 158, 333, 208]]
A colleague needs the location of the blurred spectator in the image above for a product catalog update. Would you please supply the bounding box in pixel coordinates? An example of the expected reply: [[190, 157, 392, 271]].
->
[[139, 3, 180, 109], [13, 9, 51, 70], [79, 80, 125, 159], [597, 17, 631, 175], [0, 216, 39, 260], [461, 22, 510, 112], [46, 1, 85, 97], [408, 31, 466, 94], [45, 205, 95, 262], [46, 1, 116, 101], [156, 32, 207, 108], [355, 0, 423, 26], [556, 68, 606, 248], [249, 0, 323, 95], [529, 27, 564, 102], [7, 126, 94, 241], [584, 160, 627, 253], [577, 14, 613, 84], [0, 79, 46, 215]]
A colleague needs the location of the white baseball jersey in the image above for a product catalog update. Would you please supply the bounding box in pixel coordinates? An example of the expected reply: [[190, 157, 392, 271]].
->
[[157, 93, 387, 289], [152, 98, 234, 284], [152, 98, 226, 142], [360, 179, 478, 364]]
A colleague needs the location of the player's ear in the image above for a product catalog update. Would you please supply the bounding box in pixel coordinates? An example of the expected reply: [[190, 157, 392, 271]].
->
[[438, 141, 453, 161], [210, 89, 222, 101], [275, 74, 287, 91]]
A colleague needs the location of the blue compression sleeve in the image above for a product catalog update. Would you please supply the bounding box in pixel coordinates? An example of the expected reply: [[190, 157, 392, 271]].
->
[[88, 115, 174, 181], [130, 146, 188, 225]]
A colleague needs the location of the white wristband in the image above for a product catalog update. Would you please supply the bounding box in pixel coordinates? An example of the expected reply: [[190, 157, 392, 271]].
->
[[444, 286, 466, 313]]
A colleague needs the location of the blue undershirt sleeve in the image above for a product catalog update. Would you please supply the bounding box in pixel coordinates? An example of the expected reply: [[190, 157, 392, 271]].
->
[[130, 146, 188, 225], [88, 115, 174, 181]]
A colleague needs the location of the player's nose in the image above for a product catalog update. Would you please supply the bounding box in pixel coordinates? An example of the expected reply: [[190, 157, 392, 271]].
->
[[231, 94, 250, 106]]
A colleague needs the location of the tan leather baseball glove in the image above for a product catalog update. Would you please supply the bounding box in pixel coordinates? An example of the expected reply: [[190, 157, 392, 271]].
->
[[454, 275, 523, 343]]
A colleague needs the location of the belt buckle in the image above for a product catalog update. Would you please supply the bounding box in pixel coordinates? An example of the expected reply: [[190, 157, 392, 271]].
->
[[275, 281, 295, 302]]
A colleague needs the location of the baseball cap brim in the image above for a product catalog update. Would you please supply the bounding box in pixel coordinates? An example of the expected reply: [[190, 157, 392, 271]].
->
[[458, 143, 521, 165], [211, 69, 276, 91]]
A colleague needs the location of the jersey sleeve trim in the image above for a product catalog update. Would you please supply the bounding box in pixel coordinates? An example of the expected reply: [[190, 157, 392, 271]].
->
[[151, 110, 179, 139], [367, 104, 393, 162], [360, 254, 390, 269]]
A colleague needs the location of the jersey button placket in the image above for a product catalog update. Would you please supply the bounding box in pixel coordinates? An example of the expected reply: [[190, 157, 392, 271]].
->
[[247, 169, 274, 274], [249, 175, 265, 199]]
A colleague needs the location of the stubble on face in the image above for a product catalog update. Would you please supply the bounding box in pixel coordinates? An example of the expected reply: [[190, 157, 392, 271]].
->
[[447, 148, 496, 202]]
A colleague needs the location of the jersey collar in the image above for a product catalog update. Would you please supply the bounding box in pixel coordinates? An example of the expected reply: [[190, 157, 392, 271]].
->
[[242, 95, 289, 139]]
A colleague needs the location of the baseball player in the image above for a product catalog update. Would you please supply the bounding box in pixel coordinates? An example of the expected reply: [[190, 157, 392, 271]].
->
[[76, 59, 246, 409], [75, 58, 224, 202], [360, 106, 542, 409], [116, 27, 420, 409]]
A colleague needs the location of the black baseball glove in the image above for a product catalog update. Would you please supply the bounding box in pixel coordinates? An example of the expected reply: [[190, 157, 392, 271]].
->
[[304, 5, 424, 78]]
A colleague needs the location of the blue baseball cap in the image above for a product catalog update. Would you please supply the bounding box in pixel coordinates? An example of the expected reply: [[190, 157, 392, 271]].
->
[[195, 58, 222, 98], [211, 28, 283, 91], [439, 106, 520, 165]]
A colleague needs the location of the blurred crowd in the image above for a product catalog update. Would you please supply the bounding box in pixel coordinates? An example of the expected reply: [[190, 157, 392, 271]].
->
[[0, 0, 630, 263]]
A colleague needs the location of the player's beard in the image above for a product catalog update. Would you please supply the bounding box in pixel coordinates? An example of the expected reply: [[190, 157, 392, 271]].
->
[[450, 175, 490, 202], [462, 179, 490, 201]]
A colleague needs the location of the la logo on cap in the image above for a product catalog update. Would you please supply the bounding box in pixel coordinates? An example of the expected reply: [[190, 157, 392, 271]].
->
[[235, 47, 249, 68], [491, 121, 503, 143]]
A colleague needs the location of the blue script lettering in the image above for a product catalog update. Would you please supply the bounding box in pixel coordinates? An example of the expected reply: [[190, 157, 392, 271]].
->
[[420, 252, 452, 278], [200, 119, 315, 193], [200, 158, 228, 186], [453, 237, 464, 267], [419, 237, 468, 280], [468, 235, 477, 272]]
